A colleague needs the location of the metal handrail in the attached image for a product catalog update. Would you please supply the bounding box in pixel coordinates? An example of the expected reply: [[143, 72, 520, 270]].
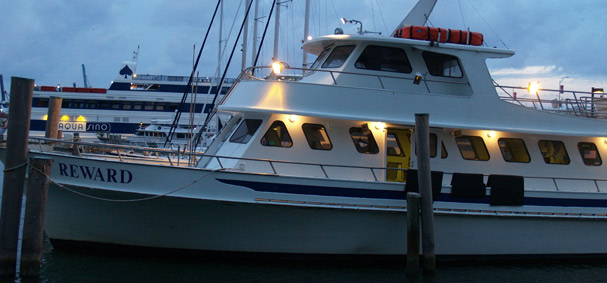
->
[[29, 137, 607, 191]]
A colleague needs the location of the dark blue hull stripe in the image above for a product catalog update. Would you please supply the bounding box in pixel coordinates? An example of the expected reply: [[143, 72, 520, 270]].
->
[[217, 179, 607, 208]]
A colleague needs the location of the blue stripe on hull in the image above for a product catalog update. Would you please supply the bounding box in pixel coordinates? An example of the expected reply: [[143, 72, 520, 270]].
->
[[217, 179, 607, 208]]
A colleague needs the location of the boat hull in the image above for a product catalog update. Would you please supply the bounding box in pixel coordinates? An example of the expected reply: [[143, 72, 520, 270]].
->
[[30, 151, 607, 258]]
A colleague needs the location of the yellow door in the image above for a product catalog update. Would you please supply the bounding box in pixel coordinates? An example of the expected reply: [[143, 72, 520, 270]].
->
[[386, 128, 411, 182]]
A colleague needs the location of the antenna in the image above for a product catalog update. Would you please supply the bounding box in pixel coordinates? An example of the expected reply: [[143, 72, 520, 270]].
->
[[132, 45, 140, 63]]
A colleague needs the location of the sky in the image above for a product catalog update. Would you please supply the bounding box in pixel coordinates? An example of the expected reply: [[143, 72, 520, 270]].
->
[[0, 0, 605, 98]]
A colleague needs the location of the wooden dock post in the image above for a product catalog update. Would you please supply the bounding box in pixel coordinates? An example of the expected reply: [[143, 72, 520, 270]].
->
[[44, 96, 62, 139], [414, 113, 436, 273], [0, 77, 34, 277], [406, 192, 421, 276], [20, 157, 53, 277]]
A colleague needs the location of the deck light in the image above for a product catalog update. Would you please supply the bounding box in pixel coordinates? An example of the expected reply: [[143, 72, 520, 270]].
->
[[61, 115, 70, 121], [43, 115, 48, 121], [272, 61, 283, 74], [288, 115, 297, 123], [592, 87, 604, 98], [413, 72, 422, 85], [528, 81, 540, 95], [374, 122, 386, 131], [307, 35, 313, 41], [76, 115, 86, 122], [487, 131, 496, 138]]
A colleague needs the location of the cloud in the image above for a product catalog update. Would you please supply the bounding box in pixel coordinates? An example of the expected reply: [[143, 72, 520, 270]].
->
[[491, 65, 558, 77]]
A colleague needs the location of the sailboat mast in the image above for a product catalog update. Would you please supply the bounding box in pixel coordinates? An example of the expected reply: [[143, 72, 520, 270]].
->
[[302, 0, 310, 71], [251, 0, 259, 66], [241, 0, 251, 71], [218, 0, 224, 71], [272, 0, 280, 62]]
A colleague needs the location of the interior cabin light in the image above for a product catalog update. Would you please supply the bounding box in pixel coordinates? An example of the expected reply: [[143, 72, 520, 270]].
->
[[486, 131, 496, 138], [288, 115, 297, 123], [528, 81, 540, 95], [413, 72, 422, 85], [272, 61, 283, 74], [374, 122, 386, 131]]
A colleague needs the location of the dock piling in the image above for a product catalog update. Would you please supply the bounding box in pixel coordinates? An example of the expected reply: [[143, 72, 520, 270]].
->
[[20, 157, 53, 277], [414, 113, 436, 273], [0, 77, 34, 277], [406, 192, 421, 276], [44, 96, 62, 139]]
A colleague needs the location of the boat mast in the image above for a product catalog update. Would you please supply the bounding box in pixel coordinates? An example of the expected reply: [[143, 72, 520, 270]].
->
[[302, 0, 310, 71], [81, 64, 90, 88], [392, 0, 437, 35], [0, 74, 6, 102], [251, 0, 259, 66], [272, 0, 280, 62], [241, 0, 251, 71], [218, 0, 224, 73]]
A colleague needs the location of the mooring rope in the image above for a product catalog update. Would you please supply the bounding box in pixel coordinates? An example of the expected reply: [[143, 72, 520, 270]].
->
[[3, 162, 28, 172], [29, 165, 219, 203]]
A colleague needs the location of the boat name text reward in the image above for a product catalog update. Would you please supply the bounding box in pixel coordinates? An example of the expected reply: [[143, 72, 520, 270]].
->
[[58, 162, 133, 184]]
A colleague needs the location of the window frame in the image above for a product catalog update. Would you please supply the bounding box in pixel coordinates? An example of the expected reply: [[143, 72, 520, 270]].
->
[[422, 51, 464, 78], [302, 123, 333, 150], [498, 138, 531, 163], [321, 45, 356, 69], [260, 120, 293, 148], [354, 45, 412, 74], [538, 140, 570, 165], [578, 142, 602, 166], [455, 135, 490, 161], [349, 126, 379, 154], [229, 119, 263, 144]]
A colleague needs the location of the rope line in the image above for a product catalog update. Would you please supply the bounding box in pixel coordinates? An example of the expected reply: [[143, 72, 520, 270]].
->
[[3, 162, 28, 172], [29, 165, 219, 203]]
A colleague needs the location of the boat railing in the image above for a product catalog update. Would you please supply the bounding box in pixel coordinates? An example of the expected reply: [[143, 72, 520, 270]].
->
[[238, 66, 469, 91], [29, 137, 607, 193], [495, 84, 607, 119]]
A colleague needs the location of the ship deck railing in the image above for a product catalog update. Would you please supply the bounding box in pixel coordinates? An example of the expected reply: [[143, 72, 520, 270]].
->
[[495, 84, 607, 119], [132, 74, 237, 85], [27, 137, 607, 193]]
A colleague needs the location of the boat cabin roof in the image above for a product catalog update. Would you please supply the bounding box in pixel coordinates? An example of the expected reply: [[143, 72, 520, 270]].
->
[[303, 34, 514, 59]]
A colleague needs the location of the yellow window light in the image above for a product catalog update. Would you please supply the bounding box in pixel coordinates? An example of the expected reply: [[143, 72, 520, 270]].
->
[[60, 115, 70, 121], [76, 115, 86, 122], [43, 115, 48, 121]]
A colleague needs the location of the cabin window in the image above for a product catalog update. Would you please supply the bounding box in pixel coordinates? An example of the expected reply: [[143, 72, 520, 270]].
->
[[422, 51, 463, 78], [429, 134, 448, 158], [85, 100, 97, 108], [230, 119, 262, 144], [99, 101, 109, 109], [322, 45, 355, 68], [387, 133, 404, 156], [302, 123, 332, 150], [355, 45, 412, 73], [498, 138, 530, 163], [36, 98, 49, 107], [261, 120, 293, 147], [122, 102, 132, 110], [578, 142, 602, 166], [538, 140, 570, 165], [111, 101, 120, 109], [73, 100, 85, 108], [156, 103, 166, 111], [455, 136, 489, 161], [145, 102, 154, 110], [310, 48, 330, 70], [349, 126, 379, 154], [133, 103, 143, 110]]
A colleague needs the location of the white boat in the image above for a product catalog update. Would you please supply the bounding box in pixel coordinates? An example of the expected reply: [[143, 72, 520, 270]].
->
[[9, 0, 607, 259], [30, 54, 233, 141], [97, 118, 214, 150]]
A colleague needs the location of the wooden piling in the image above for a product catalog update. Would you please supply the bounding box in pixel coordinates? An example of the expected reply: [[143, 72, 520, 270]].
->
[[44, 96, 62, 139], [414, 113, 436, 273], [0, 77, 34, 277], [406, 192, 421, 275], [20, 157, 53, 277]]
